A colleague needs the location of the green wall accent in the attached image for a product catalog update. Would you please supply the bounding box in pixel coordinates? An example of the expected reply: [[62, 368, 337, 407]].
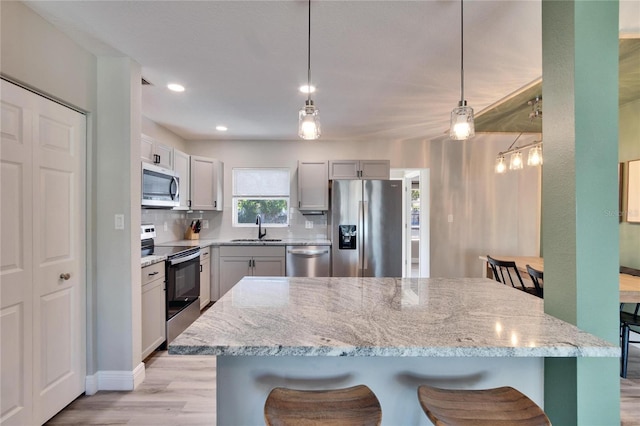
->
[[541, 0, 620, 424]]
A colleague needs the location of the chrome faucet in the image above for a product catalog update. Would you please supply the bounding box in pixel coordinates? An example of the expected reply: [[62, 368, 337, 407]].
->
[[256, 215, 267, 240]]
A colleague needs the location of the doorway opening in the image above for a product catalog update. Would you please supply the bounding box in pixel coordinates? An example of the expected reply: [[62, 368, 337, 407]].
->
[[391, 168, 430, 278]]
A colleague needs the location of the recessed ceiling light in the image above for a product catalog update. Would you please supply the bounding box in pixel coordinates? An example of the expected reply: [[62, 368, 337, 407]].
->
[[216, 125, 228, 132], [167, 83, 185, 92], [299, 84, 316, 94]]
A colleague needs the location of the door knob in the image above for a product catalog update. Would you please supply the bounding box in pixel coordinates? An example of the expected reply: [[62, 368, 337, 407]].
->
[[59, 273, 71, 280]]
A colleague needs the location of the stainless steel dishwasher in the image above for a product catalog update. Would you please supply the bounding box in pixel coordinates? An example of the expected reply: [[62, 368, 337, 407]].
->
[[286, 245, 331, 277]]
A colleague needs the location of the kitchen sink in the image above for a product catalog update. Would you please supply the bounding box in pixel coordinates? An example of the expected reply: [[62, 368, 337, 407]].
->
[[231, 238, 282, 242]]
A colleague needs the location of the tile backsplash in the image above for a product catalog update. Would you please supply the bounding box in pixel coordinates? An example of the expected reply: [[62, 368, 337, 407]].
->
[[141, 208, 328, 243]]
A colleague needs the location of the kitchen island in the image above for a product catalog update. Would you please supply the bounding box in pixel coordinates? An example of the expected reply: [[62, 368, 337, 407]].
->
[[169, 277, 618, 425]]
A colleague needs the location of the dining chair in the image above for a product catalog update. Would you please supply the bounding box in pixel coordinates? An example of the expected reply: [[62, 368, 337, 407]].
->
[[525, 264, 544, 298], [417, 384, 551, 426], [621, 303, 640, 378], [264, 384, 382, 426], [486, 255, 538, 297]]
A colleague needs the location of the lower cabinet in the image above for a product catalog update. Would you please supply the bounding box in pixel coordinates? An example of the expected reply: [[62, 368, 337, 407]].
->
[[219, 246, 286, 297], [141, 262, 166, 360], [200, 247, 211, 310]]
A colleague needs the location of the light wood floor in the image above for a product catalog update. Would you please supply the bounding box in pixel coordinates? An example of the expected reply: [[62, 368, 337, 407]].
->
[[47, 347, 640, 425]]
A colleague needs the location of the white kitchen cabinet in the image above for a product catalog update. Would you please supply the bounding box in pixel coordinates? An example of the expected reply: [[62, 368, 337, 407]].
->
[[141, 262, 166, 360], [219, 246, 285, 297], [173, 149, 190, 210], [297, 160, 328, 211], [190, 155, 224, 211], [141, 133, 173, 169], [328, 160, 390, 180], [200, 247, 211, 310]]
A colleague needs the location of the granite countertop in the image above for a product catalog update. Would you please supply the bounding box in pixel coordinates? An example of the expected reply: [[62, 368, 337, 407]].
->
[[141, 255, 166, 267], [141, 238, 332, 266], [169, 277, 619, 358], [158, 238, 331, 248]]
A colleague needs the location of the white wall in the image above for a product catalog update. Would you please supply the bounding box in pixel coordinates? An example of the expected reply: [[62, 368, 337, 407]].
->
[[429, 133, 542, 278]]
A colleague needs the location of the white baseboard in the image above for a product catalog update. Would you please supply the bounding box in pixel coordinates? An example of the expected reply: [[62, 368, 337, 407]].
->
[[84, 362, 146, 394]]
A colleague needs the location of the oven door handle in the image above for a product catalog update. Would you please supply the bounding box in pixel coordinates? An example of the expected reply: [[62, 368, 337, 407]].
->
[[169, 251, 200, 266]]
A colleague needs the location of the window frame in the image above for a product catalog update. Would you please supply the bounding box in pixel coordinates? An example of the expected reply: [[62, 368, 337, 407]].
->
[[232, 168, 291, 228]]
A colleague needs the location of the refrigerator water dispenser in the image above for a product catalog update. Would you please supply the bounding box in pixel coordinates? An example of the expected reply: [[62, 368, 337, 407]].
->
[[339, 225, 357, 249]]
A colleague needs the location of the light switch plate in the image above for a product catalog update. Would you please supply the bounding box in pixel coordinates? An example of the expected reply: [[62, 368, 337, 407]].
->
[[203, 220, 209, 229], [305, 220, 313, 229], [115, 214, 125, 230]]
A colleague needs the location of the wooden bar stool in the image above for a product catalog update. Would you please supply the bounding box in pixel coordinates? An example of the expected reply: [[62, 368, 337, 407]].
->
[[264, 384, 382, 426], [417, 384, 551, 426]]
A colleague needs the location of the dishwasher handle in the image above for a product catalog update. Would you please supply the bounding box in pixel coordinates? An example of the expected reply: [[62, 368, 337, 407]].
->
[[287, 248, 329, 256]]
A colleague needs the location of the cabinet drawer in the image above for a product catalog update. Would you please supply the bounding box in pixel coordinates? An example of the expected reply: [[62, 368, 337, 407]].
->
[[220, 246, 285, 258], [141, 262, 165, 286], [200, 246, 211, 260]]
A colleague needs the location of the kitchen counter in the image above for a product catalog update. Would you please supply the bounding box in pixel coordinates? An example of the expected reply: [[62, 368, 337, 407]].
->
[[158, 238, 331, 248], [141, 238, 331, 267], [169, 277, 618, 425]]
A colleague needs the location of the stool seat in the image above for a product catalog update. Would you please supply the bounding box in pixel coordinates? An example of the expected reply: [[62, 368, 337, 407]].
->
[[264, 384, 382, 426], [417, 385, 550, 426]]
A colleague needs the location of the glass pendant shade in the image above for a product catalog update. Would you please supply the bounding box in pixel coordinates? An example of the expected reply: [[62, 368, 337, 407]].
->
[[495, 156, 507, 174], [450, 103, 475, 140], [298, 101, 320, 140], [509, 151, 524, 170], [527, 145, 543, 166]]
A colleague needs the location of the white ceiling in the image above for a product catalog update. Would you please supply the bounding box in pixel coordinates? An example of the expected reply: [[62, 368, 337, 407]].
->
[[23, 1, 640, 142]]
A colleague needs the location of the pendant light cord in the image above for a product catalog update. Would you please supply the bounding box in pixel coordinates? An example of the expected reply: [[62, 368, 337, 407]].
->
[[460, 0, 464, 104], [307, 0, 312, 103]]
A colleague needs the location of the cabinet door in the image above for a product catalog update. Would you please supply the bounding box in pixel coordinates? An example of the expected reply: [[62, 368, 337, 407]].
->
[[190, 155, 215, 210], [173, 149, 190, 210], [141, 278, 166, 360], [154, 142, 173, 170], [360, 160, 390, 179], [219, 256, 252, 298], [141, 134, 155, 164], [298, 161, 328, 211], [212, 159, 224, 211], [328, 160, 360, 179], [253, 257, 286, 277], [200, 248, 211, 309]]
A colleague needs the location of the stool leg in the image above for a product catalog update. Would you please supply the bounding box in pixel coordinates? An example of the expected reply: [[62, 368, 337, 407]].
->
[[621, 323, 630, 378]]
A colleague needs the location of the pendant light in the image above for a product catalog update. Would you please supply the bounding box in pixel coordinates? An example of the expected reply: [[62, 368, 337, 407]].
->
[[449, 0, 474, 140], [298, 0, 320, 140]]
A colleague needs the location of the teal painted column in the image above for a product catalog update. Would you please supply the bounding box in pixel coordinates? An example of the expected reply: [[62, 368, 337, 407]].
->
[[542, 1, 620, 424]]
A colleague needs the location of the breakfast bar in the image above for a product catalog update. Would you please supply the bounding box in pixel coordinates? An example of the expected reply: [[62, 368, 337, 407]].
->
[[169, 277, 618, 425]]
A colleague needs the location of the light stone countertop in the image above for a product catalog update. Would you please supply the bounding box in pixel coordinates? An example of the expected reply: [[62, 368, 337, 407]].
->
[[141, 238, 331, 266], [168, 276, 619, 358], [141, 255, 166, 267]]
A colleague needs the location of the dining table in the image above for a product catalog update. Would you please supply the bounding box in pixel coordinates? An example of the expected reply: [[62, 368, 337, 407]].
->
[[479, 255, 640, 303]]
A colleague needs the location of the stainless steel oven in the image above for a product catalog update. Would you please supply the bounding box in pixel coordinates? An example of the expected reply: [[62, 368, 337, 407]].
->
[[141, 225, 201, 345]]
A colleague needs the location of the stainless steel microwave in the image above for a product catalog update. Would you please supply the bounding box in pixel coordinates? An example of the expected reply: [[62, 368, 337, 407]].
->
[[141, 162, 179, 208]]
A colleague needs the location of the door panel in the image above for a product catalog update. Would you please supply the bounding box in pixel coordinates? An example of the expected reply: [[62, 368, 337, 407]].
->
[[253, 257, 285, 277], [1, 82, 34, 426], [0, 80, 86, 425], [31, 87, 85, 424], [363, 180, 402, 277], [220, 257, 252, 298]]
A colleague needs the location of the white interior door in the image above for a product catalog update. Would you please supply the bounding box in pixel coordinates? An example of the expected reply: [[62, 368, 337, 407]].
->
[[1, 79, 35, 426], [0, 80, 86, 425]]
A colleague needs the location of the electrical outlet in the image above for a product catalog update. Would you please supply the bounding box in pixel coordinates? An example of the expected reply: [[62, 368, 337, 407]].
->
[[305, 220, 313, 229], [163, 222, 168, 232], [448, 214, 454, 223], [203, 220, 209, 229]]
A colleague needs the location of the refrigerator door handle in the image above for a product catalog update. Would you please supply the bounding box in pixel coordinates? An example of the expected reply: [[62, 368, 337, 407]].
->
[[361, 200, 368, 273]]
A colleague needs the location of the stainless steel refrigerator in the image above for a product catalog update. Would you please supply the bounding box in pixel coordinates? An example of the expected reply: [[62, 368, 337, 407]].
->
[[330, 180, 402, 277]]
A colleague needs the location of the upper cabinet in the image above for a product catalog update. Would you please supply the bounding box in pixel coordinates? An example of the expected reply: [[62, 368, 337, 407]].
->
[[172, 149, 190, 210], [298, 160, 328, 211], [141, 133, 173, 170], [328, 160, 390, 180], [190, 155, 224, 211]]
